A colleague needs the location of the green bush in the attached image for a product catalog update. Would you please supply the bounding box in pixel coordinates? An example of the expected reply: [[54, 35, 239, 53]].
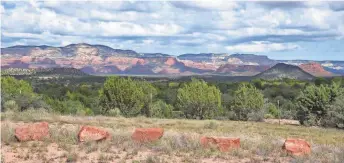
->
[[296, 83, 344, 126], [151, 100, 173, 118], [231, 83, 264, 121], [3, 100, 19, 112], [323, 95, 344, 128], [107, 108, 122, 117], [266, 102, 278, 118], [247, 109, 265, 122], [99, 77, 156, 117], [176, 79, 222, 119]]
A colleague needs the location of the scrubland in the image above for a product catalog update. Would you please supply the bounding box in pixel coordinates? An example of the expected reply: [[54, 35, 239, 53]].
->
[[1, 110, 344, 163]]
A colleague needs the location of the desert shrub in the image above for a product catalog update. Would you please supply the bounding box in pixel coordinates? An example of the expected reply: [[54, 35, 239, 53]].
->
[[231, 83, 264, 121], [107, 108, 122, 117], [204, 121, 219, 129], [266, 102, 279, 118], [322, 95, 344, 128], [171, 111, 185, 119], [224, 110, 237, 120], [3, 100, 19, 112], [99, 77, 156, 117], [140, 82, 158, 117], [296, 83, 344, 126], [151, 100, 173, 118], [247, 109, 265, 122], [1, 122, 16, 145], [280, 100, 297, 119], [176, 79, 222, 119]]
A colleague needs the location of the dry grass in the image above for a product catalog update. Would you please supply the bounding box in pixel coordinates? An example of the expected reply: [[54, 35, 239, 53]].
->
[[1, 110, 344, 162]]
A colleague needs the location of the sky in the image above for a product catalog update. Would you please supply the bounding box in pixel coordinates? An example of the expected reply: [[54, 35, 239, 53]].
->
[[1, 1, 344, 60]]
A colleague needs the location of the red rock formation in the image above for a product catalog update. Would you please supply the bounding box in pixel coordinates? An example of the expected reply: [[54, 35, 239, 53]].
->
[[20, 56, 32, 63], [200, 136, 240, 152], [180, 60, 218, 71], [78, 126, 111, 142], [216, 64, 269, 74], [164, 57, 177, 66], [299, 62, 332, 76], [282, 138, 311, 156], [105, 57, 144, 65], [15, 122, 50, 141], [131, 128, 164, 143]]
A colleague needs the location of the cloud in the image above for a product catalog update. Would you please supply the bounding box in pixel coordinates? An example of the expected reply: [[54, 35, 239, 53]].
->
[[170, 1, 239, 11], [1, 1, 343, 57], [226, 41, 300, 53], [257, 1, 306, 9]]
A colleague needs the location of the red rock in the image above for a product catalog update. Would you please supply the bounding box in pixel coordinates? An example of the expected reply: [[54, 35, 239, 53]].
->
[[78, 126, 111, 142], [299, 62, 332, 77], [200, 136, 240, 152], [132, 128, 164, 143], [15, 122, 50, 141], [282, 138, 311, 156]]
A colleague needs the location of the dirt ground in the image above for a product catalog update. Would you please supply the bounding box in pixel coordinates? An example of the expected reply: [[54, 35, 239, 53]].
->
[[1, 112, 344, 163]]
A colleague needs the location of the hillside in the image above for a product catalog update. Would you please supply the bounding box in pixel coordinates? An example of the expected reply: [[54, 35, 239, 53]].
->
[[255, 63, 315, 80]]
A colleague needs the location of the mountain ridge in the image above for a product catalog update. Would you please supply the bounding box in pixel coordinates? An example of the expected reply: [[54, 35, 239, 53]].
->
[[2, 43, 344, 77]]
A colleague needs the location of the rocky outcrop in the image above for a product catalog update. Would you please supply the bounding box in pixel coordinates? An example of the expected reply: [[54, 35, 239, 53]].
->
[[15, 122, 50, 141], [131, 128, 164, 143], [216, 64, 269, 75], [299, 62, 333, 77], [282, 138, 311, 156], [78, 126, 111, 142], [200, 137, 240, 152]]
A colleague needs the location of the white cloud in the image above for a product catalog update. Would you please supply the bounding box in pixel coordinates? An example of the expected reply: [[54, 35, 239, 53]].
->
[[1, 1, 343, 56], [226, 41, 300, 53], [171, 1, 239, 11]]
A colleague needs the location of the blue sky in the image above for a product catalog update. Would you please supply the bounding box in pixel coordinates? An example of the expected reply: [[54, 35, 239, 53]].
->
[[1, 1, 344, 60]]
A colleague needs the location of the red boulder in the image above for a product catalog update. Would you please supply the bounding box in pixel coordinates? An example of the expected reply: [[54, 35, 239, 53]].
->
[[15, 122, 50, 141], [282, 138, 311, 156], [200, 136, 240, 152], [132, 128, 164, 143], [78, 126, 111, 142]]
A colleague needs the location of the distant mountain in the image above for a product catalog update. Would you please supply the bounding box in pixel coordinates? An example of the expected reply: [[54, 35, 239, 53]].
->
[[1, 43, 343, 76], [228, 54, 277, 66], [1, 43, 140, 58], [255, 63, 314, 80], [299, 62, 333, 77], [216, 64, 270, 76], [141, 53, 171, 58]]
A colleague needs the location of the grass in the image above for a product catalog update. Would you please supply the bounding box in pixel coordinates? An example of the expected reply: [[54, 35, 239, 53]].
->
[[1, 110, 344, 162]]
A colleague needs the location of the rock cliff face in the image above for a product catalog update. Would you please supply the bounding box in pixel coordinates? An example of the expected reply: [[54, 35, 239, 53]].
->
[[299, 62, 333, 77], [2, 43, 343, 76]]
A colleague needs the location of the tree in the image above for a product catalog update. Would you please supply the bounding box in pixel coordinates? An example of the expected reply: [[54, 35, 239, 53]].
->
[[99, 77, 145, 117], [1, 76, 33, 97], [296, 82, 344, 126], [323, 95, 344, 128], [1, 77, 48, 111], [140, 81, 158, 117], [176, 79, 222, 119], [231, 83, 264, 121]]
